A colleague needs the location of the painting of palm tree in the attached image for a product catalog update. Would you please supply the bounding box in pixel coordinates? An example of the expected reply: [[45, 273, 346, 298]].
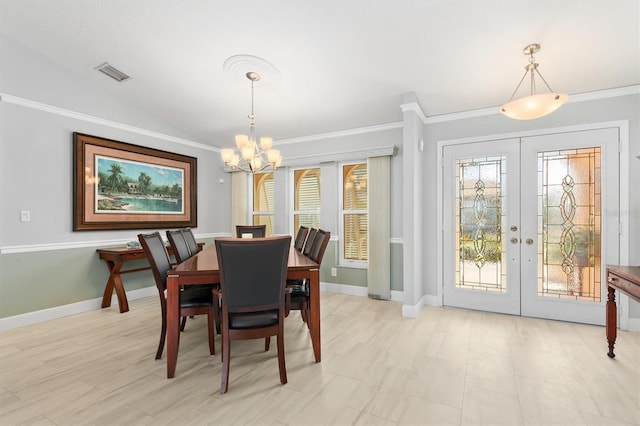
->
[[96, 155, 184, 213]]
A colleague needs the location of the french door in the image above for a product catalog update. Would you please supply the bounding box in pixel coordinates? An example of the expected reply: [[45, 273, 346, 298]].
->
[[442, 128, 619, 325]]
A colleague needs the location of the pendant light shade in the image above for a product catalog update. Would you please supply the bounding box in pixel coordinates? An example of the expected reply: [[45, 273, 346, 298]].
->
[[500, 44, 568, 120]]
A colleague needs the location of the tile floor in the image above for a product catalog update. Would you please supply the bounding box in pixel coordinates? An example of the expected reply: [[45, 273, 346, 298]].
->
[[1, 293, 638, 425]]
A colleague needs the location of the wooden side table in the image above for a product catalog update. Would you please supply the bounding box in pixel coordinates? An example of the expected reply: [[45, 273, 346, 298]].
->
[[605, 265, 640, 358], [97, 243, 203, 313]]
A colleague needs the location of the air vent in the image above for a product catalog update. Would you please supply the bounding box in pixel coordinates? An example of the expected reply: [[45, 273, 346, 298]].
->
[[95, 62, 130, 82]]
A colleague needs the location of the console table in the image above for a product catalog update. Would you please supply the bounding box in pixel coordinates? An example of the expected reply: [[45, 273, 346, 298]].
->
[[97, 243, 203, 313], [606, 265, 640, 358]]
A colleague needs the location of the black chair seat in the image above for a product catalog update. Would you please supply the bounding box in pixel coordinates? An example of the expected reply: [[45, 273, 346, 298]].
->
[[288, 283, 308, 297], [229, 310, 278, 329], [181, 286, 214, 308]]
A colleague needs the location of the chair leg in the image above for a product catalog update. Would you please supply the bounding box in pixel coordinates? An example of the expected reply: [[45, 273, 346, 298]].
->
[[277, 331, 287, 385], [207, 311, 216, 355], [220, 331, 231, 394], [156, 306, 167, 360], [265, 337, 270, 351], [180, 316, 187, 331], [214, 306, 221, 335]]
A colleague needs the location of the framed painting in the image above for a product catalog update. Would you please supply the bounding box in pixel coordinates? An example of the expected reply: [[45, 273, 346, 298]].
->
[[73, 132, 197, 231]]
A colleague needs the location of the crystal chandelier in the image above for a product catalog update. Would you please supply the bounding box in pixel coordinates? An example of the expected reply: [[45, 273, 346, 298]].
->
[[500, 43, 568, 120], [221, 72, 282, 172]]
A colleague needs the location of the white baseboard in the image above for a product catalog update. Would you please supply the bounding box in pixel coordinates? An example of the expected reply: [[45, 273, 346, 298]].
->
[[4, 284, 635, 332], [402, 296, 425, 318], [401, 294, 441, 318], [626, 317, 640, 333], [0, 286, 156, 331], [1, 284, 401, 331], [321, 282, 404, 302]]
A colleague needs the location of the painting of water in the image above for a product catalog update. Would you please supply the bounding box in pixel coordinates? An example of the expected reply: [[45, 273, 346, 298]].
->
[[95, 155, 185, 213]]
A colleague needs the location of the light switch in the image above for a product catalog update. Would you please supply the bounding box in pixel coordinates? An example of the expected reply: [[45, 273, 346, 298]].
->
[[20, 210, 31, 222]]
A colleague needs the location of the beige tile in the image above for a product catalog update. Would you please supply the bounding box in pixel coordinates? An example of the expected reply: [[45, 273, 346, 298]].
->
[[516, 375, 587, 425], [465, 351, 518, 396], [406, 357, 467, 408], [460, 383, 523, 425], [397, 395, 461, 426], [1, 293, 639, 426]]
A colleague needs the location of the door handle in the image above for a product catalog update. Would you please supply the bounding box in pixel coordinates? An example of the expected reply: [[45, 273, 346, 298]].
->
[[510, 226, 518, 232], [525, 238, 534, 245], [510, 238, 519, 244]]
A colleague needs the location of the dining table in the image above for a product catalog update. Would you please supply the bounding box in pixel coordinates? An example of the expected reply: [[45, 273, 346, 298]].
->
[[165, 243, 321, 378]]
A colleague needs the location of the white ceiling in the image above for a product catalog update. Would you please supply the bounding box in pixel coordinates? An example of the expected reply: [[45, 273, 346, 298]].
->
[[1, 0, 638, 148]]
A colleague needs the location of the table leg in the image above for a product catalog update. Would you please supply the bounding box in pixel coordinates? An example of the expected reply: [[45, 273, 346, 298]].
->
[[308, 268, 321, 362], [101, 261, 130, 313], [166, 275, 180, 378], [606, 285, 617, 358]]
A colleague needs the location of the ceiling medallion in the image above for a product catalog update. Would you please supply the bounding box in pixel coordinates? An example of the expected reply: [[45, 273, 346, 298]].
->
[[223, 54, 281, 89]]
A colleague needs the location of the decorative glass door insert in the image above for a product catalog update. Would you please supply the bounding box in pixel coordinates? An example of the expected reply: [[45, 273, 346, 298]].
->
[[455, 156, 507, 293], [537, 148, 602, 302], [443, 139, 521, 316]]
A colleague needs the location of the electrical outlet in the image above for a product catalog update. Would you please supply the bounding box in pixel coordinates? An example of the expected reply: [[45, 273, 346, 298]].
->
[[331, 267, 337, 277]]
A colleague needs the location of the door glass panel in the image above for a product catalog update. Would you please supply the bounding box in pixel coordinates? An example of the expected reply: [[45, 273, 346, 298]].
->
[[538, 147, 601, 302], [455, 156, 507, 292]]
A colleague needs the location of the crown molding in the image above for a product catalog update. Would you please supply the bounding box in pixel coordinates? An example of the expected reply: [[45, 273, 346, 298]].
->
[[223, 145, 398, 171], [4, 84, 636, 152], [275, 122, 402, 145], [400, 101, 427, 122], [0, 93, 216, 152], [422, 85, 640, 124], [279, 145, 398, 167]]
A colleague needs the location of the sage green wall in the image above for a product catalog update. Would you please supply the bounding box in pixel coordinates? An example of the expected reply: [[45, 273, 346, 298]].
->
[[315, 241, 404, 292], [390, 242, 403, 292], [0, 237, 217, 318], [0, 248, 151, 317]]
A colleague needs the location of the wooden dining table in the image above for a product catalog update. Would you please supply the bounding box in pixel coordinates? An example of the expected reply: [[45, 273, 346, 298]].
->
[[165, 243, 321, 378]]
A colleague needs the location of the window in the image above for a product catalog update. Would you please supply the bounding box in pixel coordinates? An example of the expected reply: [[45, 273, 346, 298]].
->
[[252, 172, 274, 236], [341, 163, 368, 264], [293, 168, 320, 232]]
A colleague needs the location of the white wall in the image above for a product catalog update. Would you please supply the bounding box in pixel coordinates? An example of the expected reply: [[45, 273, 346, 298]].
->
[[0, 34, 231, 319], [1, 34, 230, 248]]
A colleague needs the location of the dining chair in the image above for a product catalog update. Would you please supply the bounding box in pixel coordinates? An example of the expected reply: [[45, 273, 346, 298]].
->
[[293, 225, 309, 252], [181, 227, 200, 255], [166, 229, 192, 264], [302, 228, 318, 257], [166, 229, 205, 331], [138, 232, 216, 360], [214, 235, 292, 393], [287, 229, 331, 326], [235, 224, 266, 238]]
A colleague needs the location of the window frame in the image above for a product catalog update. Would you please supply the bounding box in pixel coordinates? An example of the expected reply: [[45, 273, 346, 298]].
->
[[290, 167, 321, 235], [251, 171, 274, 236], [339, 160, 368, 268]]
